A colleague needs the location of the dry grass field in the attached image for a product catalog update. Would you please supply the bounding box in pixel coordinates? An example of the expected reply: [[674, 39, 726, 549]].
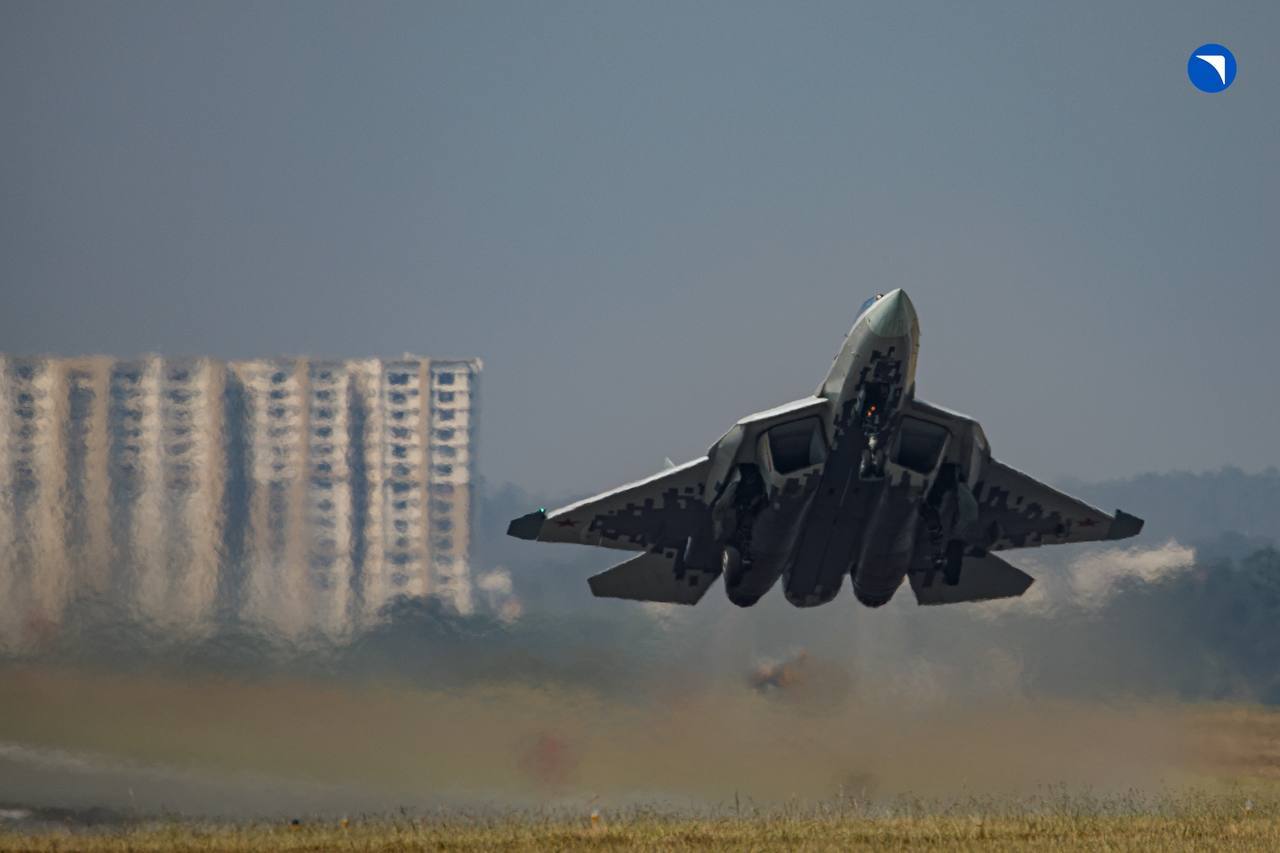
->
[[4, 799, 1280, 852], [7, 666, 1280, 849]]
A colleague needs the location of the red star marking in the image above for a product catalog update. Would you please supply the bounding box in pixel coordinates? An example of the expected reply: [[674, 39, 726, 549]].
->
[[554, 518, 578, 528], [1078, 518, 1098, 528]]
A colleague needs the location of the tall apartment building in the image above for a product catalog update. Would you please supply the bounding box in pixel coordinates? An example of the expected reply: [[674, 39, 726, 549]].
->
[[305, 361, 356, 638], [0, 354, 482, 650], [427, 361, 477, 614], [158, 358, 225, 632], [232, 357, 312, 639], [353, 357, 480, 618], [365, 358, 432, 618], [64, 358, 112, 599], [0, 357, 69, 651]]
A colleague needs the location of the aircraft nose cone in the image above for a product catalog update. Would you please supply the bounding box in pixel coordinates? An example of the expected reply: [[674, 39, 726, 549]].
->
[[865, 289, 917, 337]]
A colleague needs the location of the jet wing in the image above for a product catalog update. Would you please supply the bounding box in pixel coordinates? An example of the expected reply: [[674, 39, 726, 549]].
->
[[902, 397, 1143, 550], [974, 459, 1144, 550], [507, 457, 713, 553]]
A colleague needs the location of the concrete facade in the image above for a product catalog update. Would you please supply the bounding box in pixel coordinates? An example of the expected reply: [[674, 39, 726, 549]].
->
[[0, 354, 481, 649]]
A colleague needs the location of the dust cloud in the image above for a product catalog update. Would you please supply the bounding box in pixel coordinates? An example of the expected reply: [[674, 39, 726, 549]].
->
[[0, 538, 1239, 820], [0, 662, 1206, 818]]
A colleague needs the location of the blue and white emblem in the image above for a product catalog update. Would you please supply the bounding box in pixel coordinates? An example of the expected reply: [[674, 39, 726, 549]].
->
[[1187, 44, 1237, 93]]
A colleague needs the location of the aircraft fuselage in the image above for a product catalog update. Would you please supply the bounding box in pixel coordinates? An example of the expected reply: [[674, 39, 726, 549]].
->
[[508, 288, 1142, 609], [718, 290, 931, 607]]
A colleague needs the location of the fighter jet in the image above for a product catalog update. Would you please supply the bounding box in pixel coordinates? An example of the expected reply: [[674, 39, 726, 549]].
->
[[508, 290, 1143, 608]]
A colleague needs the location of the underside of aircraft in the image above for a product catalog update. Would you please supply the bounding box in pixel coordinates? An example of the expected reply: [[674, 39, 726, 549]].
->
[[509, 290, 1143, 609]]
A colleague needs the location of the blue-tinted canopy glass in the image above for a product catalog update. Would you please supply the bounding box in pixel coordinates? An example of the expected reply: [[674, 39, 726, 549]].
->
[[857, 295, 881, 317]]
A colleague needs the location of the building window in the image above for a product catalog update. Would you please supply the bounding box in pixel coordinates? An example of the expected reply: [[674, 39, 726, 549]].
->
[[436, 372, 455, 385]]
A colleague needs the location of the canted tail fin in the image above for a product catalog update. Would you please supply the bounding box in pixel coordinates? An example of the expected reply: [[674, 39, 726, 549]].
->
[[588, 551, 720, 605], [909, 551, 1034, 605]]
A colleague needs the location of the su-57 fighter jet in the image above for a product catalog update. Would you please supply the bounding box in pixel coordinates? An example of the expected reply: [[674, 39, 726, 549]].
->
[[508, 290, 1143, 608]]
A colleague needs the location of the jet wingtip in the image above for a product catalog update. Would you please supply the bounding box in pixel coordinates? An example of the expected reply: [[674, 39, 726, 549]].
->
[[507, 509, 547, 541], [1107, 509, 1144, 541]]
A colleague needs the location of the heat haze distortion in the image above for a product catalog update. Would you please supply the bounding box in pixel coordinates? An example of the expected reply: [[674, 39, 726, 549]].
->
[[0, 354, 480, 652]]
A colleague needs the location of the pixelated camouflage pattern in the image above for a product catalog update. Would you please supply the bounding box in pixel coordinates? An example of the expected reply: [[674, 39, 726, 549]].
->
[[535, 458, 712, 553], [509, 289, 1143, 609]]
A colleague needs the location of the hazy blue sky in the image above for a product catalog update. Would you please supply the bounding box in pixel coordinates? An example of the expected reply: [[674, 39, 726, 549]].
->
[[3, 1, 1276, 495]]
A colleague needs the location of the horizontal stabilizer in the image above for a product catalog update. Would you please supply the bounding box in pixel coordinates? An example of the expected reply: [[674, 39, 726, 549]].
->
[[910, 551, 1034, 606], [588, 551, 719, 605]]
